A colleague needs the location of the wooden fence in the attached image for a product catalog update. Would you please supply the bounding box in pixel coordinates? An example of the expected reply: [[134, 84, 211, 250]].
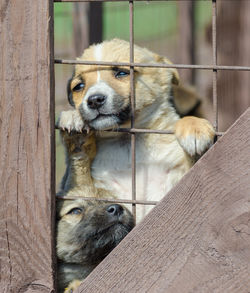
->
[[0, 1, 55, 292], [0, 1, 249, 292]]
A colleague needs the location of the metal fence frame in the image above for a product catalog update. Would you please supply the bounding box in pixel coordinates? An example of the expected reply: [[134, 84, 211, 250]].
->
[[54, 0, 250, 222]]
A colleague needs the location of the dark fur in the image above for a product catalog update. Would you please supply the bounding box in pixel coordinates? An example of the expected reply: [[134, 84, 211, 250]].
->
[[57, 199, 134, 292], [67, 71, 75, 107]]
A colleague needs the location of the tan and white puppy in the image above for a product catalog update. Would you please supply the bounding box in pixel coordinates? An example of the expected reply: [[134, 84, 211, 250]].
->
[[58, 39, 215, 221]]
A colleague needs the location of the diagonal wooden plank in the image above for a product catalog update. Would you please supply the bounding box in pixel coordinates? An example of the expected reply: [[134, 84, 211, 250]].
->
[[0, 1, 55, 292], [76, 108, 250, 293]]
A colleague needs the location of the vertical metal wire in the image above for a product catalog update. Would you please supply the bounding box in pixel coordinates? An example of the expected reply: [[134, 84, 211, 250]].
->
[[129, 0, 136, 221], [190, 1, 196, 85], [212, 0, 218, 132]]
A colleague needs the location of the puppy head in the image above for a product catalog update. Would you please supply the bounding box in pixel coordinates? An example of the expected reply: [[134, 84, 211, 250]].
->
[[56, 198, 135, 264], [67, 39, 179, 130]]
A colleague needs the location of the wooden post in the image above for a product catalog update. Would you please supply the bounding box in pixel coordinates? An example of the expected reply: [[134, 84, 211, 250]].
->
[[73, 2, 89, 58], [76, 108, 250, 292], [208, 1, 250, 131], [0, 1, 55, 292], [89, 2, 103, 45], [178, 0, 196, 85], [73, 2, 103, 58]]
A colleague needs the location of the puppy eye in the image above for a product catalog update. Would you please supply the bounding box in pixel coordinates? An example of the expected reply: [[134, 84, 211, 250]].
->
[[113, 68, 129, 79], [67, 208, 83, 215], [72, 82, 85, 92]]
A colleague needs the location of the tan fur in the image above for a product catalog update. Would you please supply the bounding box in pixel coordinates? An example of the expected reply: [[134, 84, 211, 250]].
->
[[58, 127, 97, 194], [173, 84, 202, 116], [175, 116, 215, 157], [57, 39, 215, 222]]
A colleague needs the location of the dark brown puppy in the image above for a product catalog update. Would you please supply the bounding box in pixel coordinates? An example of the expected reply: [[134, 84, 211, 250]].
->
[[57, 198, 134, 293]]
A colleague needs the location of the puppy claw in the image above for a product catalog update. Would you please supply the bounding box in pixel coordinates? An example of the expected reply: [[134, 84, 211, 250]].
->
[[175, 116, 215, 157]]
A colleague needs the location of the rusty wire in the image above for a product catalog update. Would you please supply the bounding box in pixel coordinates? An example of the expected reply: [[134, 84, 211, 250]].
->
[[129, 0, 137, 220], [54, 59, 250, 71], [212, 0, 218, 131], [55, 0, 213, 2], [57, 195, 158, 206]]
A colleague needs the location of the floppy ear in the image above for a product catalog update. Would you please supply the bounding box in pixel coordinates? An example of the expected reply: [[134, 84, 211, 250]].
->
[[67, 74, 75, 107], [154, 54, 202, 116], [172, 84, 202, 117], [155, 55, 179, 85]]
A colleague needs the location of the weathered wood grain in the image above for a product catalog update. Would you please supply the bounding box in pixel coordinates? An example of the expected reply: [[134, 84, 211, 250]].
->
[[0, 1, 55, 292], [76, 108, 250, 293]]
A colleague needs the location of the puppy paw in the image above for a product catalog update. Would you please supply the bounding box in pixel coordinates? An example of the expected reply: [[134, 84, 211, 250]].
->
[[64, 279, 82, 293], [56, 110, 87, 133], [60, 130, 96, 160], [175, 116, 215, 157]]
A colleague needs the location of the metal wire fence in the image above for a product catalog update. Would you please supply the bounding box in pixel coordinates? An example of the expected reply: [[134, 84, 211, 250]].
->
[[54, 0, 250, 223]]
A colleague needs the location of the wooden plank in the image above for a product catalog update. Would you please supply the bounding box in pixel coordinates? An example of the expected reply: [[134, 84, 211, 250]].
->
[[72, 2, 102, 57], [0, 1, 55, 292], [76, 108, 250, 293], [88, 2, 103, 45], [73, 3, 89, 58], [207, 1, 250, 131], [178, 1, 196, 85]]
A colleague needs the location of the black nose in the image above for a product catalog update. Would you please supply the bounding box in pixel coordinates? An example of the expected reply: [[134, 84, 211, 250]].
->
[[87, 94, 106, 109], [107, 204, 124, 217]]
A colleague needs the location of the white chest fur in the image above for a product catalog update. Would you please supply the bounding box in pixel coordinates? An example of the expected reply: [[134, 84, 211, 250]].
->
[[91, 134, 191, 221]]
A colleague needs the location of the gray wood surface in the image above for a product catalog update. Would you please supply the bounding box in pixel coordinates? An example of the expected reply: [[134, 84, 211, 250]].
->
[[76, 108, 250, 293], [0, 1, 55, 292]]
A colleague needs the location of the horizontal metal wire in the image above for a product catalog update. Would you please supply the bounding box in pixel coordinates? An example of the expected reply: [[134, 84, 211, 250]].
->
[[56, 195, 158, 206], [54, 125, 224, 136], [54, 0, 212, 2], [54, 59, 250, 71]]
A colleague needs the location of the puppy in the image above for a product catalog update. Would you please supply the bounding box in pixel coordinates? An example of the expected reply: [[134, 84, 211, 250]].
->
[[56, 128, 135, 292], [57, 38, 215, 221], [57, 199, 134, 293]]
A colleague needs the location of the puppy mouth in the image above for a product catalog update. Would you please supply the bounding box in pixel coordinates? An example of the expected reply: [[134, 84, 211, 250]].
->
[[95, 221, 124, 235], [83, 105, 131, 130]]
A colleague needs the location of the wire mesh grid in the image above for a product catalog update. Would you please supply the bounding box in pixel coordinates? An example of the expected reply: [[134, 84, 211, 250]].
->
[[54, 0, 250, 223]]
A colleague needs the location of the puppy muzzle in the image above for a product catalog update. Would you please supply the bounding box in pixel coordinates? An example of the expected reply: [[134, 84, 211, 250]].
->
[[79, 81, 130, 130]]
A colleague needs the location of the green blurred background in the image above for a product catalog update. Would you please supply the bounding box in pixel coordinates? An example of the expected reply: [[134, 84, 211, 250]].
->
[[54, 2, 211, 43]]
